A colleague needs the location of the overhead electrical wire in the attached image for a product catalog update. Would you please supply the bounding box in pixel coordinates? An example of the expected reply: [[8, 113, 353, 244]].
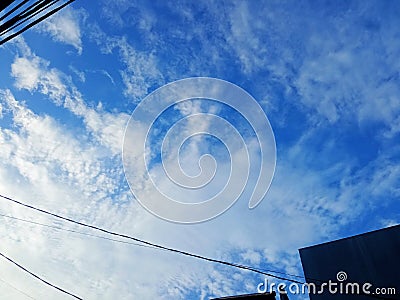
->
[[1, 0, 54, 34], [0, 211, 326, 287], [0, 212, 159, 251], [0, 212, 309, 281], [0, 0, 76, 46], [0, 0, 17, 14], [0, 1, 29, 23], [0, 194, 396, 300], [0, 0, 59, 38], [0, 193, 305, 285], [0, 251, 82, 299], [0, 276, 37, 300]]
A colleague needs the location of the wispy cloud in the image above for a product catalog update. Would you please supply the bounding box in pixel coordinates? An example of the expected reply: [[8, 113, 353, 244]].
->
[[88, 24, 164, 101], [0, 1, 399, 299], [34, 7, 85, 54], [69, 65, 86, 82], [2, 37, 351, 299], [10, 39, 129, 155]]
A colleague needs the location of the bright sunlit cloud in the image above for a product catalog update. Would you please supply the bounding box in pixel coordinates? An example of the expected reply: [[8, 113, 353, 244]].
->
[[0, 1, 399, 299]]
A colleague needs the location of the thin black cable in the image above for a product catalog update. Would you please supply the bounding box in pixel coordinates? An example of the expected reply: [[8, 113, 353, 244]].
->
[[18, 0, 53, 19], [0, 1, 59, 38], [0, 0, 59, 37], [0, 194, 396, 299], [0, 0, 16, 14], [8, 0, 48, 20], [0, 212, 159, 250], [0, 251, 82, 300], [0, 276, 37, 300], [0, 0, 75, 46], [0, 212, 306, 280], [0, 193, 305, 284], [0, 0, 50, 35], [0, 0, 29, 23]]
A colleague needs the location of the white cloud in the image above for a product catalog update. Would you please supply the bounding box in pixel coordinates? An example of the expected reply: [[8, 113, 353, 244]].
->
[[11, 57, 42, 91], [0, 89, 106, 199], [295, 46, 400, 130], [11, 50, 68, 106], [226, 2, 269, 75], [35, 7, 84, 54], [380, 219, 399, 228], [10, 41, 128, 155], [99, 1, 156, 38], [0, 92, 385, 300], [98, 70, 115, 85], [288, 3, 400, 136], [88, 25, 163, 101], [241, 249, 262, 265], [1, 4, 399, 298], [2, 58, 348, 298], [69, 65, 86, 82]]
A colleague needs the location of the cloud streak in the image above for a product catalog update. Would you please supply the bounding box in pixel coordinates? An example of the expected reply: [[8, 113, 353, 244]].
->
[[35, 7, 85, 54]]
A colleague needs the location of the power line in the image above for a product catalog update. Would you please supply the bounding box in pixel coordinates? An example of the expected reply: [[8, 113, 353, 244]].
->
[[0, 1, 17, 14], [0, 194, 396, 300], [0, 1, 28, 23], [1, 0, 54, 34], [0, 212, 306, 280], [0, 276, 37, 300], [0, 0, 76, 46], [0, 212, 159, 251], [1, 0, 75, 45], [0, 0, 59, 38], [0, 251, 82, 300], [0, 193, 305, 284], [1, 212, 319, 285]]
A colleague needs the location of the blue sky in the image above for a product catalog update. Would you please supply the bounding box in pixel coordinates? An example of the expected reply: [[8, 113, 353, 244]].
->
[[0, 0, 399, 299]]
